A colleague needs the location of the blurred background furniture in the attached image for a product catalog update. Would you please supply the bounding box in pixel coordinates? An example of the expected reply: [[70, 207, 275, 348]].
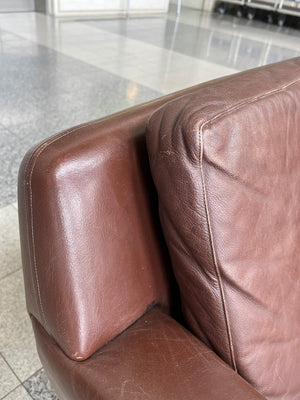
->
[[217, 0, 300, 25]]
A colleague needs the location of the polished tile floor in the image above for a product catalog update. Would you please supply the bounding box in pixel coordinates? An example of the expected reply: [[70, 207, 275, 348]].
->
[[0, 4, 299, 399]]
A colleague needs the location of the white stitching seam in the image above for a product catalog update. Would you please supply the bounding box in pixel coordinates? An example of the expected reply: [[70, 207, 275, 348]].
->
[[23, 153, 40, 321], [198, 77, 300, 371]]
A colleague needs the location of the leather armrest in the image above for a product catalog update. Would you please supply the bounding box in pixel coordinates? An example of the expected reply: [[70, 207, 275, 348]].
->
[[32, 307, 266, 400]]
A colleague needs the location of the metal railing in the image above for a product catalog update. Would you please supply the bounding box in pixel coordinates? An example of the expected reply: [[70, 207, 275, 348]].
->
[[218, 0, 300, 25]]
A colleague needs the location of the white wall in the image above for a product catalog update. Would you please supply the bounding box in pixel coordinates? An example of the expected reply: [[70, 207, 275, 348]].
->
[[0, 0, 34, 11], [170, 0, 215, 11], [48, 0, 169, 16]]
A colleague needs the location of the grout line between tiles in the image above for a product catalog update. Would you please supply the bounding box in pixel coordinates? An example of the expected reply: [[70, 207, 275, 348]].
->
[[21, 367, 43, 384], [0, 201, 18, 212], [0, 347, 36, 399], [0, 384, 22, 400], [21, 368, 44, 400], [0, 267, 22, 282], [0, 200, 19, 210], [0, 352, 22, 385], [0, 353, 40, 399], [22, 383, 35, 400], [11, 203, 18, 211]]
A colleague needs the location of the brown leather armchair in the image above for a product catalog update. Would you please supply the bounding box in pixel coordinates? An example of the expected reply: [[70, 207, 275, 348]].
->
[[18, 58, 300, 400]]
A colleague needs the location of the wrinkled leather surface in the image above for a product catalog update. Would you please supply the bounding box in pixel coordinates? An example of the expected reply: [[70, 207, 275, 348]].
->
[[146, 58, 300, 400], [18, 82, 223, 361], [32, 307, 266, 400], [18, 114, 171, 361]]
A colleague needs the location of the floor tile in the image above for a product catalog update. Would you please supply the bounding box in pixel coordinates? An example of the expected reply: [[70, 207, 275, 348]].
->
[[0, 204, 21, 280], [0, 354, 19, 398], [23, 369, 58, 400], [0, 40, 160, 127], [0, 127, 20, 207], [0, 269, 42, 382], [0, 39, 161, 207], [2, 385, 32, 400], [0, 13, 240, 93]]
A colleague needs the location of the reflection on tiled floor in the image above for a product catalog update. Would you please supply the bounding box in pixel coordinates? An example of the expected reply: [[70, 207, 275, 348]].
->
[[86, 15, 300, 69], [0, 3, 299, 399], [0, 35, 161, 207]]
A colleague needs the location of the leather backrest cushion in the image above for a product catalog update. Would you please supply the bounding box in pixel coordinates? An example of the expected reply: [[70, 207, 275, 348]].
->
[[146, 58, 300, 400]]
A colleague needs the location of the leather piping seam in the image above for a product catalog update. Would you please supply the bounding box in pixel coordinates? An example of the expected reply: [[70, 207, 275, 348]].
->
[[23, 154, 41, 322], [198, 77, 300, 372]]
